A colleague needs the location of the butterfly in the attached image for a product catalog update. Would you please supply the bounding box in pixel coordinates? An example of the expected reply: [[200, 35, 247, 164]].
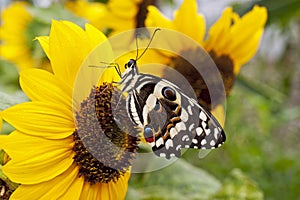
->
[[113, 29, 226, 159]]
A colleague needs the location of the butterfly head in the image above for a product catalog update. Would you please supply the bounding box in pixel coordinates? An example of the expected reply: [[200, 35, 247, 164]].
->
[[120, 59, 140, 93], [125, 59, 137, 69]]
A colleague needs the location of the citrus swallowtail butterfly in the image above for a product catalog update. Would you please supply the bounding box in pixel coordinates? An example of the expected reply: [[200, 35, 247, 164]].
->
[[115, 29, 226, 159]]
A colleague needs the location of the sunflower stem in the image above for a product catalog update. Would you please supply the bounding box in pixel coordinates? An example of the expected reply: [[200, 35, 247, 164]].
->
[[236, 75, 286, 103]]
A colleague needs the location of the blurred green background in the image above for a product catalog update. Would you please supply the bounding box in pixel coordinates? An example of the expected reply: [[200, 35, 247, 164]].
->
[[1, 0, 300, 199]]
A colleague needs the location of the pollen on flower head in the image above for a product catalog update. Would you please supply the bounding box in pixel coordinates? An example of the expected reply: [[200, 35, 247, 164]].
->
[[73, 83, 140, 184]]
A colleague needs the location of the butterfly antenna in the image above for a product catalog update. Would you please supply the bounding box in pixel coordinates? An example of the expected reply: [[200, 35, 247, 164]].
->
[[135, 28, 161, 61], [135, 32, 139, 60], [89, 62, 122, 78]]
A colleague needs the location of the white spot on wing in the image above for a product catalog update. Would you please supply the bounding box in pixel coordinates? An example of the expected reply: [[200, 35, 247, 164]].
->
[[210, 140, 216, 146], [201, 121, 207, 129], [192, 139, 198, 144], [160, 153, 166, 157], [201, 139, 207, 145], [165, 139, 174, 150], [189, 99, 195, 107], [176, 144, 181, 151], [187, 105, 193, 115], [199, 111, 207, 121], [146, 94, 157, 110], [214, 128, 219, 140], [182, 135, 189, 142], [170, 128, 177, 139], [189, 123, 195, 132], [156, 137, 164, 147], [196, 127, 203, 136], [205, 128, 211, 136], [175, 122, 186, 132], [181, 109, 188, 122]]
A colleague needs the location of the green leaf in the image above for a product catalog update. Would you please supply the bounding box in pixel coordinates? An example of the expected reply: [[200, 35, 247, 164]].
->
[[260, 0, 300, 26], [213, 169, 264, 200], [27, 4, 87, 28], [0, 61, 19, 92], [126, 159, 221, 200], [233, 0, 300, 26], [0, 91, 28, 111]]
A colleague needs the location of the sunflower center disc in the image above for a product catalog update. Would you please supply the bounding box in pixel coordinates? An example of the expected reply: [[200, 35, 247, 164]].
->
[[73, 83, 140, 184]]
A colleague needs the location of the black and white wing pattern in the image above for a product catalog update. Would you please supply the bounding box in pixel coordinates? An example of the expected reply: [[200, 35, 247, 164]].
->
[[124, 71, 226, 159]]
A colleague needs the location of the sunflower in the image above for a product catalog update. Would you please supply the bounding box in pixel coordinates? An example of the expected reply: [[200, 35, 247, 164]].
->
[[66, 0, 155, 36], [0, 2, 50, 71], [0, 21, 140, 199], [146, 0, 267, 110]]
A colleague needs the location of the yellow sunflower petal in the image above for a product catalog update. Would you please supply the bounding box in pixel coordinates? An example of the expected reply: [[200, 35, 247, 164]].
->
[[71, 25, 115, 106], [146, 5, 173, 29], [233, 29, 264, 72], [173, 0, 206, 43], [211, 104, 225, 127], [228, 6, 267, 52], [59, 171, 84, 199], [35, 36, 50, 60], [78, 171, 130, 199], [79, 182, 96, 200], [204, 7, 233, 52], [20, 69, 72, 109], [145, 2, 207, 56], [85, 23, 107, 49], [65, 0, 107, 30], [108, 172, 130, 199], [0, 132, 72, 161], [1, 102, 74, 139], [9, 164, 80, 200], [1, 131, 74, 184], [108, 0, 140, 19], [49, 20, 86, 86], [205, 6, 267, 74], [229, 6, 267, 73], [97, 0, 140, 34], [49, 21, 107, 88]]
